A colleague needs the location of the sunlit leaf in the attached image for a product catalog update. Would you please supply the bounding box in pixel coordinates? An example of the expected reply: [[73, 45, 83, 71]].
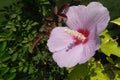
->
[[90, 61, 109, 80], [100, 30, 120, 57], [114, 69, 120, 80], [111, 18, 120, 25]]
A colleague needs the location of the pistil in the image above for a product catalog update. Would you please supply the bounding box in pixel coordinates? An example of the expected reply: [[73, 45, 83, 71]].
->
[[64, 29, 86, 42]]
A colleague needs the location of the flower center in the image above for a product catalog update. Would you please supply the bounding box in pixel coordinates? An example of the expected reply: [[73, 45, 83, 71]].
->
[[64, 29, 89, 45]]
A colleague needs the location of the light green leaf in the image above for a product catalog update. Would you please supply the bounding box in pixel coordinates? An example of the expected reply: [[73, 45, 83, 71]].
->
[[114, 73, 120, 80], [111, 18, 120, 25], [100, 30, 120, 57], [90, 61, 109, 80]]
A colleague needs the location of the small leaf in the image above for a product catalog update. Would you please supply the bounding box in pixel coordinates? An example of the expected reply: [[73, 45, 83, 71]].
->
[[31, 22, 38, 26], [115, 58, 120, 68], [28, 66, 34, 74], [28, 45, 33, 53], [10, 14, 17, 18], [23, 66, 28, 73], [5, 73, 16, 80], [18, 66, 23, 72], [90, 61, 109, 80], [111, 17, 120, 25], [0, 54, 11, 62], [10, 68, 16, 73], [0, 67, 9, 76], [0, 41, 7, 53], [11, 53, 18, 61], [0, 50, 6, 57], [106, 57, 114, 64]]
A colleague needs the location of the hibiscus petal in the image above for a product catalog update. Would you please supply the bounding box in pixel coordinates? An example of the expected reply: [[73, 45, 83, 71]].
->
[[47, 27, 74, 53], [65, 2, 110, 33], [88, 25, 100, 50], [86, 2, 110, 34], [79, 26, 100, 64], [65, 5, 86, 30], [53, 44, 83, 68], [79, 40, 96, 64]]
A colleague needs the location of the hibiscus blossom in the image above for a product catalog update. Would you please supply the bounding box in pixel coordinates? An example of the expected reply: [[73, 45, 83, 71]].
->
[[47, 2, 110, 68]]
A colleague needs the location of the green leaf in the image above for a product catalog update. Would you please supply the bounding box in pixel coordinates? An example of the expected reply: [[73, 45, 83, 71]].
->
[[115, 58, 120, 68], [18, 66, 23, 72], [31, 22, 39, 26], [23, 66, 28, 73], [111, 18, 120, 25], [0, 54, 11, 62], [0, 67, 9, 76], [90, 61, 109, 80], [10, 68, 16, 73], [11, 53, 18, 62], [106, 57, 114, 64], [67, 63, 89, 80], [114, 73, 120, 80], [5, 73, 16, 80], [0, 63, 8, 68], [0, 41, 7, 53], [114, 70, 120, 80], [100, 30, 120, 57], [28, 66, 34, 74], [28, 45, 33, 53], [0, 0, 17, 9], [0, 50, 6, 58]]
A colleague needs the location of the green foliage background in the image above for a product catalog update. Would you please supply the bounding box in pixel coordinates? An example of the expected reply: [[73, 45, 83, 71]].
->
[[0, 0, 120, 80]]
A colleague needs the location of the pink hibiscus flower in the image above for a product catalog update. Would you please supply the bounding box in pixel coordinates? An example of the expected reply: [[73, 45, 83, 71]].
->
[[47, 2, 110, 68]]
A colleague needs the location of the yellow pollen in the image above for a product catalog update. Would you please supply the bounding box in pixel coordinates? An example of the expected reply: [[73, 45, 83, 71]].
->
[[64, 29, 86, 41]]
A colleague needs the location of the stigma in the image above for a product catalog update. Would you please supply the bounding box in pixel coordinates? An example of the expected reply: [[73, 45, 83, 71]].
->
[[64, 29, 86, 42]]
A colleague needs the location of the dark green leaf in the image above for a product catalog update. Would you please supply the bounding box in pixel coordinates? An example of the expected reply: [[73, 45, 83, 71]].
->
[[11, 53, 18, 62], [5, 73, 16, 80], [0, 67, 9, 76], [0, 41, 7, 53], [0, 54, 11, 62], [67, 63, 89, 80]]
